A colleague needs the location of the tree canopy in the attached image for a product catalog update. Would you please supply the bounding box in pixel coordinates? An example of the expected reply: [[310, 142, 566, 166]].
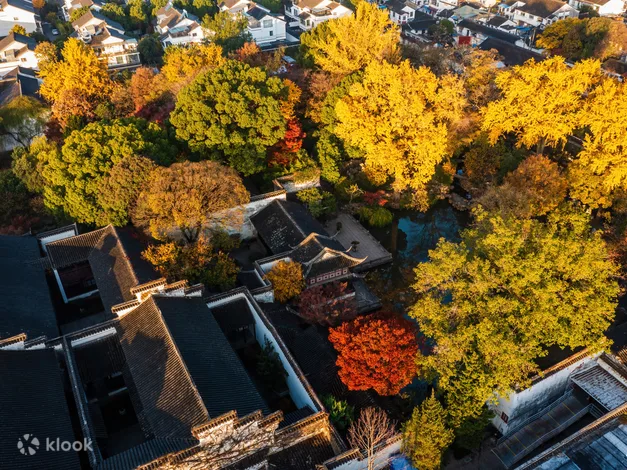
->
[[202, 11, 251, 53], [402, 391, 454, 470], [569, 78, 627, 208], [537, 17, 627, 61], [329, 312, 418, 396], [161, 43, 226, 85], [334, 60, 464, 196], [482, 57, 602, 153], [410, 206, 619, 424], [300, 2, 400, 76], [42, 118, 174, 225], [38, 38, 113, 126], [170, 60, 289, 175], [133, 160, 249, 242], [265, 260, 304, 303]]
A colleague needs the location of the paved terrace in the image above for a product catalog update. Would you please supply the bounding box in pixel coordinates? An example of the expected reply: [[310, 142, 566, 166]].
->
[[324, 213, 392, 271], [493, 393, 590, 468]]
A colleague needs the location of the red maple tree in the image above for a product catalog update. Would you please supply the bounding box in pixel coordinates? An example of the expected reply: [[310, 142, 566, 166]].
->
[[328, 313, 418, 396], [268, 119, 305, 167], [297, 281, 357, 326]]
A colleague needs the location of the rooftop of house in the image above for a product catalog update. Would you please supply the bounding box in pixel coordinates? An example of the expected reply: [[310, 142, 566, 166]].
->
[[0, 66, 39, 105], [479, 37, 545, 66], [247, 2, 273, 20], [0, 348, 80, 469], [486, 14, 511, 26], [250, 199, 329, 254], [72, 9, 128, 36], [459, 18, 521, 43], [386, 0, 418, 15], [156, 295, 270, 418], [0, 32, 37, 52], [46, 225, 157, 314], [0, 0, 34, 12], [515, 0, 570, 17], [0, 235, 58, 341]]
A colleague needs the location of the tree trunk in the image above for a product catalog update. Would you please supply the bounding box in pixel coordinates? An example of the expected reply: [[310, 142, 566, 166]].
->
[[536, 137, 546, 155]]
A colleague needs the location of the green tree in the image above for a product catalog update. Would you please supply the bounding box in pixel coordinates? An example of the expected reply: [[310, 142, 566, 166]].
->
[[12, 136, 59, 194], [322, 395, 355, 432], [128, 0, 148, 29], [0, 170, 31, 229], [138, 35, 164, 65], [0, 96, 47, 148], [133, 160, 250, 242], [402, 391, 454, 470], [171, 60, 288, 175], [202, 11, 251, 53], [410, 206, 619, 424], [43, 118, 174, 224], [300, 2, 399, 77], [296, 187, 337, 218], [453, 406, 494, 452]]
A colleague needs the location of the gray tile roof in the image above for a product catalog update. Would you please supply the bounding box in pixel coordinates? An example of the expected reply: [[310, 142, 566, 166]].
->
[[0, 235, 58, 340], [250, 200, 329, 254], [289, 233, 345, 264], [479, 37, 545, 66], [116, 298, 210, 438], [156, 296, 270, 418], [47, 226, 157, 313], [516, 0, 567, 17], [459, 19, 520, 43], [0, 348, 81, 469]]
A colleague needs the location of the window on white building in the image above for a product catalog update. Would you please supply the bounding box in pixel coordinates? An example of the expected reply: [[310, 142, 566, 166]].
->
[[263, 19, 272, 27]]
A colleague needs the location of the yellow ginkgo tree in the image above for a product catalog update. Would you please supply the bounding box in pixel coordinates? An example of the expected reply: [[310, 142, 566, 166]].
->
[[481, 57, 602, 154], [334, 60, 465, 199], [300, 2, 400, 77], [569, 78, 627, 208]]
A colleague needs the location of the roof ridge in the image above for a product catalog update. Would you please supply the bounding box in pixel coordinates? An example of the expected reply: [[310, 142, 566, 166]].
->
[[276, 200, 308, 238], [148, 296, 211, 424], [108, 225, 140, 287]]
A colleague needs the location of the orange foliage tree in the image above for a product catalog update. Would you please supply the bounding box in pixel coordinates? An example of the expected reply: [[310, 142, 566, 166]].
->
[[329, 313, 418, 396]]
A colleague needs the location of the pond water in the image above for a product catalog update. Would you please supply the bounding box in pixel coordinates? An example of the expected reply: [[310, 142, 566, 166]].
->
[[365, 200, 471, 312]]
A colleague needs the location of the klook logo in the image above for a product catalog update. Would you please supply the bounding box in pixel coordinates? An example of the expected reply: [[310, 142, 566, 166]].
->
[[17, 434, 40, 456], [16, 435, 93, 456]]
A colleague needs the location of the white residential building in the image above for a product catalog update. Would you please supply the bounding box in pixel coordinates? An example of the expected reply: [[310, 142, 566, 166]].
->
[[155, 3, 205, 47], [245, 3, 286, 44], [72, 10, 141, 70], [570, 0, 625, 15], [385, 0, 420, 24], [499, 0, 579, 27], [284, 0, 352, 31], [219, 0, 287, 45], [61, 0, 103, 22], [0, 0, 40, 37], [0, 32, 37, 72]]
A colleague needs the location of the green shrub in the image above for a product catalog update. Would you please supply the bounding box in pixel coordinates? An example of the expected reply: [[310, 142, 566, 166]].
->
[[322, 395, 354, 431], [358, 206, 394, 227], [293, 166, 320, 185], [296, 187, 337, 218]]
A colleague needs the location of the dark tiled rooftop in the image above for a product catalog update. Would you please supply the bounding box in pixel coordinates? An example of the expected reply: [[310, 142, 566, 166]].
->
[[251, 200, 328, 254], [116, 298, 210, 438], [156, 296, 270, 418], [479, 37, 545, 66], [0, 235, 58, 340], [0, 348, 80, 469]]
